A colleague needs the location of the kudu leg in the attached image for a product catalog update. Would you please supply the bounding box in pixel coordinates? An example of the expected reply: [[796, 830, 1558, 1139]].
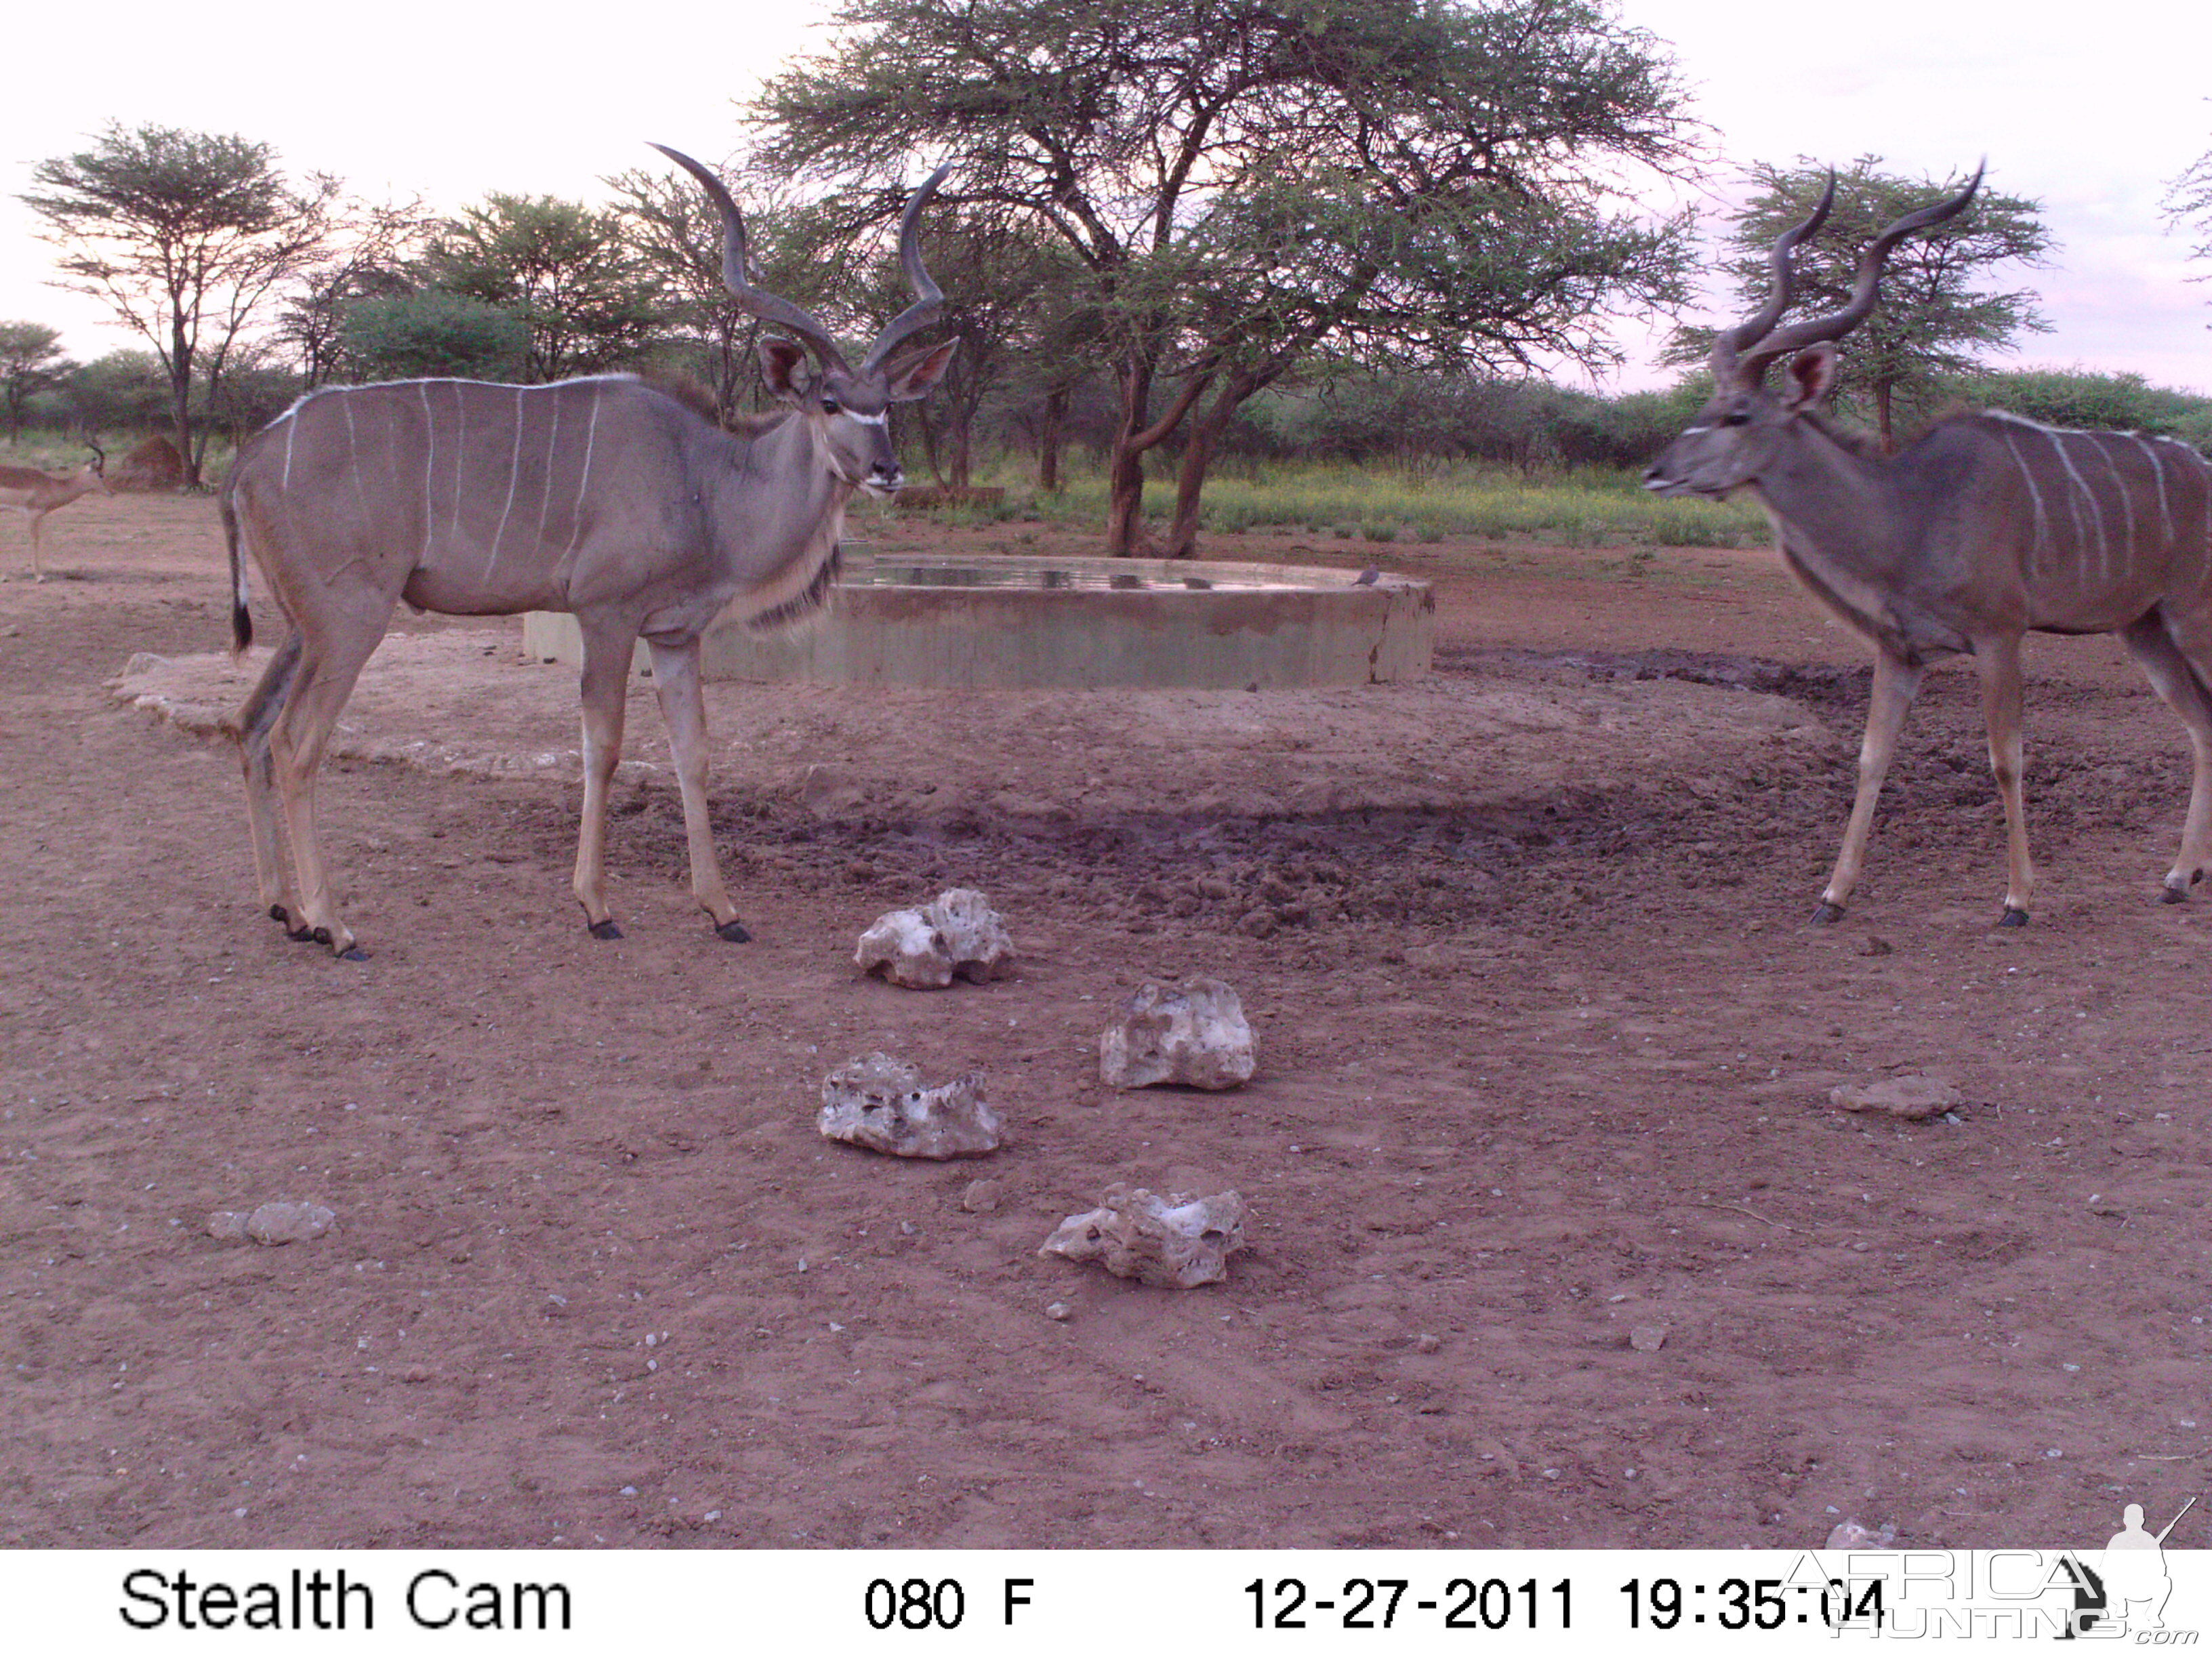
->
[[647, 637, 748, 941], [571, 623, 635, 939], [2120, 611, 2212, 901], [28, 512, 46, 582], [1816, 648, 1924, 922], [268, 628, 386, 959], [232, 632, 306, 927], [1975, 634, 2034, 925]]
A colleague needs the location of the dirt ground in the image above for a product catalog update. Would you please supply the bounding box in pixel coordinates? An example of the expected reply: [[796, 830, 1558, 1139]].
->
[[3, 489, 2207, 1552]]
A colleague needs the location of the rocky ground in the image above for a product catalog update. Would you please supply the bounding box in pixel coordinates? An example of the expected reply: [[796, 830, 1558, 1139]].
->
[[2, 492, 2205, 1550]]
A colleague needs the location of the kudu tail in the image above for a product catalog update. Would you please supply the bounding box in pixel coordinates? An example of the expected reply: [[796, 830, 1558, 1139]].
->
[[222, 487, 251, 657]]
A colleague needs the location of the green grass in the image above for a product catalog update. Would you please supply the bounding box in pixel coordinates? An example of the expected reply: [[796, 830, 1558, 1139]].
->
[[923, 458, 1767, 548], [0, 436, 108, 472]]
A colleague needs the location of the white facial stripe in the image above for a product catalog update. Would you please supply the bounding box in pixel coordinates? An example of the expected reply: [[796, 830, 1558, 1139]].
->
[[840, 409, 889, 428], [1679, 424, 1713, 436]]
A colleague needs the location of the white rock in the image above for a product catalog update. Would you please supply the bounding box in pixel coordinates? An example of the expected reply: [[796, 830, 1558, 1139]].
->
[[1829, 1075, 1961, 1120], [1099, 977, 1256, 1090], [855, 888, 1015, 989], [932, 888, 1015, 979], [855, 909, 951, 987], [212, 1201, 336, 1245], [818, 1053, 1003, 1160], [1040, 1185, 1250, 1288], [1824, 1518, 1898, 1549]]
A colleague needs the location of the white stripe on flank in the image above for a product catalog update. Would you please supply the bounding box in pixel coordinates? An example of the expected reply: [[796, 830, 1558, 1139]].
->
[[535, 389, 562, 547], [2092, 436, 2136, 562], [281, 410, 298, 491], [449, 384, 469, 546], [487, 386, 524, 581], [2000, 431, 2049, 558], [419, 382, 437, 563], [343, 395, 368, 520], [558, 384, 603, 572], [2135, 435, 2175, 546], [2045, 428, 2105, 575]]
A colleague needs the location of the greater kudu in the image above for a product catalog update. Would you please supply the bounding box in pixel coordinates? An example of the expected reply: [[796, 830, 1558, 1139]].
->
[[1, 444, 111, 579], [224, 146, 957, 958], [1644, 167, 2212, 926]]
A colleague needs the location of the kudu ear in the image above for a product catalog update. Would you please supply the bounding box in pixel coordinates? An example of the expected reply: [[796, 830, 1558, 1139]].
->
[[1784, 344, 1838, 411], [757, 337, 811, 401], [882, 339, 958, 403]]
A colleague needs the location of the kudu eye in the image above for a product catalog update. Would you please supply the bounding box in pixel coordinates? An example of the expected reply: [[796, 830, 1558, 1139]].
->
[[820, 396, 840, 415], [1723, 406, 1753, 428]]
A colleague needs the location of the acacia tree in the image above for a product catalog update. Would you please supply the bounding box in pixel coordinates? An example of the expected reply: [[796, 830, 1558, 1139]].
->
[[2165, 140, 2212, 312], [606, 166, 851, 419], [21, 123, 341, 483], [754, 0, 1696, 554], [1668, 157, 2052, 449], [842, 203, 1076, 489], [0, 323, 75, 442], [419, 194, 664, 383], [274, 197, 433, 388]]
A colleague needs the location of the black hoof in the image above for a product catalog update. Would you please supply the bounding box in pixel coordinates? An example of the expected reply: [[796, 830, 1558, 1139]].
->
[[311, 926, 332, 945], [287, 925, 316, 943], [337, 945, 369, 962], [1998, 906, 2029, 928], [1811, 901, 1845, 925], [2163, 882, 2189, 905], [588, 919, 623, 941], [714, 919, 752, 943], [268, 903, 290, 925]]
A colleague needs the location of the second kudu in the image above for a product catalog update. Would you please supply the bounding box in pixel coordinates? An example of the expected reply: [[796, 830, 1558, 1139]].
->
[[225, 146, 957, 958], [1645, 167, 2212, 926]]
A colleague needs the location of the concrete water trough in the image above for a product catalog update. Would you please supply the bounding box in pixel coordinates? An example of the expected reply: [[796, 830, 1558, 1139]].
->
[[522, 550, 1433, 691]]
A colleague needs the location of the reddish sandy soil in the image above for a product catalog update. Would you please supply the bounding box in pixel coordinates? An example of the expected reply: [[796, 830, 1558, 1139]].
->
[[2, 491, 2207, 1551]]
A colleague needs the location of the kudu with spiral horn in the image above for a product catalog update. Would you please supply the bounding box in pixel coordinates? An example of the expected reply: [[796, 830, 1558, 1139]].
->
[[1645, 165, 2212, 926], [222, 145, 958, 958]]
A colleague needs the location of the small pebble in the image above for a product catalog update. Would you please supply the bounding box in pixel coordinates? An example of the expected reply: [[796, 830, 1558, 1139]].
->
[[1044, 1302, 1071, 1322], [1414, 1332, 1442, 1354], [961, 1179, 1002, 1214], [1629, 1325, 1669, 1353]]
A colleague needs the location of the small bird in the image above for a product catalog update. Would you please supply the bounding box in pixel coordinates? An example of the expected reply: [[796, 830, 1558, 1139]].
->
[[1353, 567, 1380, 586]]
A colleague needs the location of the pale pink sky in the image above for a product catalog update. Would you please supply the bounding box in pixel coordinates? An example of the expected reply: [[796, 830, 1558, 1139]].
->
[[3, 0, 2207, 393]]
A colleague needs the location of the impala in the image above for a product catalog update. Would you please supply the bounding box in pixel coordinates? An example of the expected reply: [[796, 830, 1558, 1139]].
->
[[0, 444, 110, 579]]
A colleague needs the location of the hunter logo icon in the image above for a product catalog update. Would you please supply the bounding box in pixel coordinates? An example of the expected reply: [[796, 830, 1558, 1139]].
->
[[2092, 1496, 2196, 1635]]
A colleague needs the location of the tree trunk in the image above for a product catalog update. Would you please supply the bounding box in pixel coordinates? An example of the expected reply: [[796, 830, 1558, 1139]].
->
[[916, 404, 945, 485], [167, 322, 198, 489], [1104, 431, 1150, 555], [1103, 353, 1215, 557], [1164, 372, 1258, 559], [945, 407, 972, 491], [1875, 380, 1896, 454], [1103, 359, 1158, 556], [1036, 386, 1065, 493]]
